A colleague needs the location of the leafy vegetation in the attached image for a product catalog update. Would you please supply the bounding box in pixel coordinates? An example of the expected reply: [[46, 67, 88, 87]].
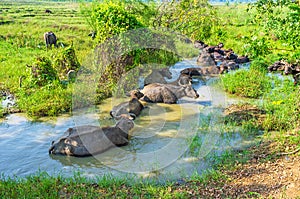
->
[[90, 2, 144, 43], [251, 0, 300, 50], [0, 1, 90, 118], [153, 0, 217, 40], [52, 45, 81, 80], [4, 0, 298, 118]]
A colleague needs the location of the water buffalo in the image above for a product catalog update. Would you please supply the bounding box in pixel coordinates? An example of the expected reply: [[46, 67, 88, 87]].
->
[[110, 90, 144, 119], [212, 51, 224, 62], [194, 40, 208, 50], [169, 73, 192, 86], [204, 42, 224, 53], [44, 31, 57, 48], [283, 63, 300, 75], [220, 60, 239, 71], [180, 66, 225, 77], [268, 61, 285, 72], [197, 51, 216, 67], [141, 83, 199, 104], [49, 115, 134, 156], [200, 66, 222, 76], [144, 68, 172, 86], [180, 68, 202, 76], [45, 9, 52, 14], [283, 63, 300, 85], [225, 51, 238, 60], [235, 56, 250, 64], [293, 73, 300, 85]]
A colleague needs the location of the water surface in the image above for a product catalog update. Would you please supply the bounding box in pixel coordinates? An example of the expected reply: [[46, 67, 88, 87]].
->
[[0, 59, 257, 181]]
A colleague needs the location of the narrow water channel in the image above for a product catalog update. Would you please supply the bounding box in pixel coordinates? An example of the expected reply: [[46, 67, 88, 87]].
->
[[0, 58, 257, 181]]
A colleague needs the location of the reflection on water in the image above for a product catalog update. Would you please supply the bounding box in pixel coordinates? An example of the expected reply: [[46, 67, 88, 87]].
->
[[0, 59, 258, 181]]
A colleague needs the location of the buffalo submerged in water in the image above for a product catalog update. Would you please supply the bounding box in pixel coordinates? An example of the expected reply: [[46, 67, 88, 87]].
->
[[49, 115, 134, 157]]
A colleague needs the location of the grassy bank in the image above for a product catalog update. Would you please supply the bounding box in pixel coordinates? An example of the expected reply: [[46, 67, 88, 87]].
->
[[1, 130, 298, 198]]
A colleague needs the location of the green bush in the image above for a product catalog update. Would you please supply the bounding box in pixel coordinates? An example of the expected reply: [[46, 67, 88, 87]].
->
[[82, 2, 182, 101], [221, 69, 272, 98], [153, 0, 217, 41], [91, 2, 143, 43], [243, 35, 271, 58], [17, 55, 74, 118], [26, 57, 58, 87], [52, 45, 81, 80], [252, 0, 300, 50]]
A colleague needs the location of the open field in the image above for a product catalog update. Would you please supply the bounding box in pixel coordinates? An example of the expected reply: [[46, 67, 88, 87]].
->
[[0, 0, 94, 117]]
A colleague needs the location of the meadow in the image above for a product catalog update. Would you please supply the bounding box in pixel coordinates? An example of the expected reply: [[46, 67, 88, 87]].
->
[[0, 0, 93, 117], [0, 0, 299, 198]]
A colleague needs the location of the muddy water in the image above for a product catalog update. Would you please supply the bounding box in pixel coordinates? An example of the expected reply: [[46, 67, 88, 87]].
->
[[0, 59, 257, 181]]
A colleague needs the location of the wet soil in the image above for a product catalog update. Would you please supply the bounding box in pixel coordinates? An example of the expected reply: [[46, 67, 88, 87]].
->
[[224, 103, 266, 126]]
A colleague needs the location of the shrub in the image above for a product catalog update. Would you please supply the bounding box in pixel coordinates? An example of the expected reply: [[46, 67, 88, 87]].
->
[[153, 0, 217, 41], [26, 57, 58, 87], [249, 57, 269, 73], [91, 2, 143, 43], [52, 45, 81, 80], [243, 35, 271, 58], [251, 0, 300, 50]]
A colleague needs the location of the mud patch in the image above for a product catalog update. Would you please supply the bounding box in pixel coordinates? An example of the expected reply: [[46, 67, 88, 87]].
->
[[224, 103, 266, 126]]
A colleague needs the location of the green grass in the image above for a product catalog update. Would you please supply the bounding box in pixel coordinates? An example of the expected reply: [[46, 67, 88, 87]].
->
[[0, 1, 92, 118], [221, 57, 300, 132], [221, 68, 272, 98], [261, 80, 300, 131], [0, 169, 227, 198]]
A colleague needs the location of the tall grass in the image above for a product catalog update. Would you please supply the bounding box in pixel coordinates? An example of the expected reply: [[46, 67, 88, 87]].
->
[[262, 80, 300, 131], [221, 68, 272, 98], [221, 57, 300, 132]]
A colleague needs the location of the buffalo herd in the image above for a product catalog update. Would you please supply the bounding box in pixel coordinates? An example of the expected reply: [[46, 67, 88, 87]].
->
[[49, 40, 253, 157], [268, 60, 300, 85], [55, 40, 300, 157]]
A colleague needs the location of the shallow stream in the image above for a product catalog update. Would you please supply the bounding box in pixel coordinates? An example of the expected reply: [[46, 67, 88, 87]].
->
[[0, 58, 257, 181]]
